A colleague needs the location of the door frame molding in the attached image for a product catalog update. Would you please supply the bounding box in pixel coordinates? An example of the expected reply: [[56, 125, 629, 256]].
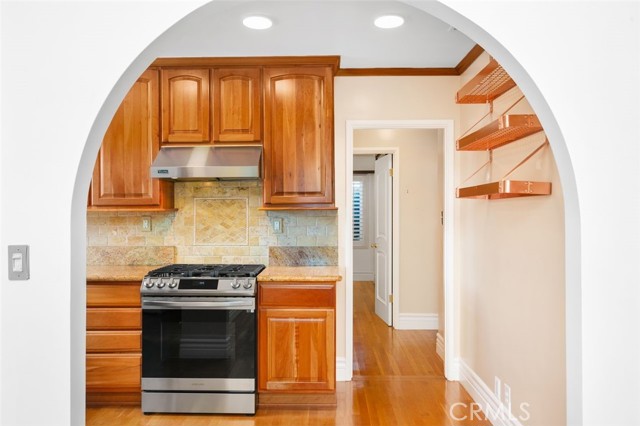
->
[[344, 119, 458, 381]]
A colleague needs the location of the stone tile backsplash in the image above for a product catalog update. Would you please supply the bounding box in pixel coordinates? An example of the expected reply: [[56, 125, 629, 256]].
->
[[86, 181, 338, 265], [87, 246, 175, 266], [269, 246, 338, 266]]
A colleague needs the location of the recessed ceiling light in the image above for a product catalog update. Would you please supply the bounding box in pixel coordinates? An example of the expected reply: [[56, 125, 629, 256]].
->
[[243, 16, 273, 30], [374, 15, 404, 29]]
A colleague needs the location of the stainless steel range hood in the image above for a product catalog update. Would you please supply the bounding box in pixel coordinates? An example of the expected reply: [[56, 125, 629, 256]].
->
[[150, 145, 262, 181]]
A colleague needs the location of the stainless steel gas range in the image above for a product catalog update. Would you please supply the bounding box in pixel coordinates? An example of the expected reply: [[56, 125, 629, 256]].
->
[[140, 264, 265, 415]]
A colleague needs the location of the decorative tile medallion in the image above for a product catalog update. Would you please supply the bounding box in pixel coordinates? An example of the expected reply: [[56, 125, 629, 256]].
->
[[194, 198, 249, 246]]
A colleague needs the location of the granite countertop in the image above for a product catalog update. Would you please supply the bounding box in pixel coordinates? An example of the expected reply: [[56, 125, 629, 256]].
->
[[87, 265, 167, 282], [87, 265, 342, 283], [258, 266, 342, 282]]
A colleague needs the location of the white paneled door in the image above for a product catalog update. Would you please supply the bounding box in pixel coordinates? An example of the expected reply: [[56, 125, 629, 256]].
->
[[374, 154, 393, 326]]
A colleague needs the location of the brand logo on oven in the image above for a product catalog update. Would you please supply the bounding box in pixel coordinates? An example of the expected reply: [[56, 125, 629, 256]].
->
[[157, 169, 169, 174], [191, 382, 205, 387]]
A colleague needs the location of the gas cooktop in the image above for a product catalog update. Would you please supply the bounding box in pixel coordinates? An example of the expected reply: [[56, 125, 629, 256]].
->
[[141, 263, 266, 296], [146, 263, 265, 278]]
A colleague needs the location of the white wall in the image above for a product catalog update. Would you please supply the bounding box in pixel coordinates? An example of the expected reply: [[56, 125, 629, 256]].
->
[[0, 2, 208, 424], [427, 2, 640, 426], [457, 50, 566, 426], [1, 2, 638, 426]]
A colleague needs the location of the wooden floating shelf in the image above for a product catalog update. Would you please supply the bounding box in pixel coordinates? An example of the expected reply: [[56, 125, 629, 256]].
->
[[457, 114, 543, 151], [456, 58, 516, 104], [457, 180, 552, 200]]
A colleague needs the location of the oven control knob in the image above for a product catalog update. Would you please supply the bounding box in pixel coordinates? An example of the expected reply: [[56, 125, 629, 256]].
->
[[168, 279, 178, 289], [231, 279, 241, 289], [157, 279, 167, 289], [241, 280, 253, 289], [143, 278, 154, 288]]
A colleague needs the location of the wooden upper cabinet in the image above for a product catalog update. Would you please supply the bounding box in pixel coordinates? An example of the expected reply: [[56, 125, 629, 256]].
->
[[90, 69, 172, 209], [161, 68, 211, 144], [213, 67, 261, 142], [262, 66, 335, 208]]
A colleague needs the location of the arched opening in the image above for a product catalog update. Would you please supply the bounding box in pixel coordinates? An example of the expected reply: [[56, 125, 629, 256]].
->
[[71, 1, 580, 424]]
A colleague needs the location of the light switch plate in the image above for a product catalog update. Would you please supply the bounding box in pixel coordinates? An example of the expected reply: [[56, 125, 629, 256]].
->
[[8, 245, 30, 280]]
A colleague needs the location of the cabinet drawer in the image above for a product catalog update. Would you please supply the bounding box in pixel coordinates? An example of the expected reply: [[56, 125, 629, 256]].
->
[[259, 282, 335, 308], [87, 331, 141, 353], [86, 354, 141, 392], [87, 308, 141, 330], [87, 283, 140, 307]]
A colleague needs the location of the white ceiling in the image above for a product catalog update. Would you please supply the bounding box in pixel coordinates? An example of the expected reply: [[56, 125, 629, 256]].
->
[[158, 1, 476, 68]]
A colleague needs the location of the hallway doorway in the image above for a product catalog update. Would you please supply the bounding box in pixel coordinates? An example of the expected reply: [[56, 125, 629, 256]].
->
[[345, 120, 456, 381], [353, 153, 394, 327]]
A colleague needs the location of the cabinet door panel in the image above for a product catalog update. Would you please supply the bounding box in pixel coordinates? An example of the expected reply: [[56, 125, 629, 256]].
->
[[90, 69, 160, 206], [259, 308, 335, 392], [213, 68, 261, 142], [161, 68, 210, 143], [263, 67, 334, 206]]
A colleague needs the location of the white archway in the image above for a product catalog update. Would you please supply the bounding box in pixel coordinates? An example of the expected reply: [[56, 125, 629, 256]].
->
[[70, 2, 582, 424]]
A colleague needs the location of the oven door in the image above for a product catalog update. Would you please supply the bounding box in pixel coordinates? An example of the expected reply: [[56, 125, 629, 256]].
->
[[141, 296, 256, 392]]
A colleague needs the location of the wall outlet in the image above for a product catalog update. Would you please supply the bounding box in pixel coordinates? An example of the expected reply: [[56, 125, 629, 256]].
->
[[272, 217, 284, 234], [141, 216, 152, 232], [503, 383, 512, 413], [494, 376, 501, 401]]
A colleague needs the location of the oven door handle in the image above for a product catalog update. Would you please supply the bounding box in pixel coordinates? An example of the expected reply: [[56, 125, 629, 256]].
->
[[142, 299, 255, 310]]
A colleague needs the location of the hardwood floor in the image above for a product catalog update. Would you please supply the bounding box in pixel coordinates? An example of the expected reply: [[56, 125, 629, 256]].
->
[[86, 281, 489, 425]]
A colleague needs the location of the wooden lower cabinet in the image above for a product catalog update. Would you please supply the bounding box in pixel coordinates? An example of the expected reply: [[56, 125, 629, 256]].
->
[[86, 281, 141, 406], [258, 281, 336, 406]]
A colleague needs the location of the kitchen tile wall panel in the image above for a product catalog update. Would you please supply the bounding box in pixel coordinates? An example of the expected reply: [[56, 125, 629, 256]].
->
[[86, 181, 337, 265]]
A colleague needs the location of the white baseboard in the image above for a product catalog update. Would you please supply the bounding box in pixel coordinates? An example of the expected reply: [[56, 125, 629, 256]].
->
[[353, 272, 374, 281], [336, 356, 349, 382], [458, 360, 525, 426], [436, 332, 445, 360], [394, 313, 438, 330]]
